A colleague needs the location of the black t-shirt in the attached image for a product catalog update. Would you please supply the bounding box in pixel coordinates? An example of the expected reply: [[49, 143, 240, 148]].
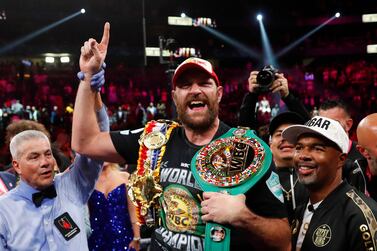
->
[[110, 122, 287, 251]]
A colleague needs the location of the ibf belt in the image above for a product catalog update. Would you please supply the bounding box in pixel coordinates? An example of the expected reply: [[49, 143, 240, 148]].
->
[[190, 127, 272, 251], [128, 120, 180, 225]]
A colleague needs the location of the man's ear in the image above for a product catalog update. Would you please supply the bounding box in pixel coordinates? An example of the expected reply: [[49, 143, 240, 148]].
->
[[12, 160, 21, 175], [357, 144, 370, 159], [345, 118, 353, 133], [217, 86, 223, 103], [338, 153, 347, 169], [171, 89, 177, 106]]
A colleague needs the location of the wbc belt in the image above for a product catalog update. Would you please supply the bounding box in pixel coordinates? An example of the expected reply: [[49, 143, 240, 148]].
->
[[190, 127, 272, 251]]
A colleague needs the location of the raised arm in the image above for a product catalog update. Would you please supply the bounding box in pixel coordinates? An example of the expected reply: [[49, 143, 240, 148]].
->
[[72, 22, 124, 163], [270, 73, 310, 120], [238, 71, 259, 130]]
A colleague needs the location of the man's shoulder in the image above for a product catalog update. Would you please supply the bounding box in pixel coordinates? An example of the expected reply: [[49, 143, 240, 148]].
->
[[342, 186, 377, 216], [0, 187, 20, 206], [218, 121, 231, 132]]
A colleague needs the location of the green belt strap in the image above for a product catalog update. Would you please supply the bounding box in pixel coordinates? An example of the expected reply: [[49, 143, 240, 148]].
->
[[190, 127, 272, 251]]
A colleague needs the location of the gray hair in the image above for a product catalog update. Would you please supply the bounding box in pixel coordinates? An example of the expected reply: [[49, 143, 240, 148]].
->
[[10, 130, 50, 160]]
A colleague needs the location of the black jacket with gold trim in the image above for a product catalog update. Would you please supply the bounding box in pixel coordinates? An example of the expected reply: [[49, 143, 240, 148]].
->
[[292, 181, 377, 251]]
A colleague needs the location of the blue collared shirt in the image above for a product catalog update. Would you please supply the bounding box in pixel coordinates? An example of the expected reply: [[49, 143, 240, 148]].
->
[[0, 155, 103, 251]]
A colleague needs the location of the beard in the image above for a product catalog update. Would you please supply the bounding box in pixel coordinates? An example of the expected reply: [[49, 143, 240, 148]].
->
[[370, 155, 377, 176], [297, 173, 317, 187], [175, 95, 219, 133]]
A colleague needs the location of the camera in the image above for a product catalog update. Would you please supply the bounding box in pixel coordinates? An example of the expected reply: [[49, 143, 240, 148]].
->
[[256, 65, 278, 92]]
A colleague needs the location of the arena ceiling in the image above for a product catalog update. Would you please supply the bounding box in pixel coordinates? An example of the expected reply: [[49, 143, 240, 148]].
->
[[0, 0, 376, 65]]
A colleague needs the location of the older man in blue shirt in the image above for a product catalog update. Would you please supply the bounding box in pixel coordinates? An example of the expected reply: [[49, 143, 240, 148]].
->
[[0, 105, 107, 251]]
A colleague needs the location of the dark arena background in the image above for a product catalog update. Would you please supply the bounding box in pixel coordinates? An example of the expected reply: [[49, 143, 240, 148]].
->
[[0, 0, 376, 168]]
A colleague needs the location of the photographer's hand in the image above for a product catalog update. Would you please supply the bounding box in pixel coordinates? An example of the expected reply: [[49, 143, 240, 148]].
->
[[270, 73, 289, 98], [248, 71, 260, 93]]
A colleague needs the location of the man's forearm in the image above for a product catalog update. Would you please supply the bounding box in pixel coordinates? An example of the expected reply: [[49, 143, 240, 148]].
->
[[283, 92, 310, 121], [72, 79, 99, 153], [239, 92, 258, 130], [231, 207, 291, 251]]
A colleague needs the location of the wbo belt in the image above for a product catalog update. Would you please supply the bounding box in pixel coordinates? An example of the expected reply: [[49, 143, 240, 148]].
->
[[190, 127, 272, 251], [128, 120, 180, 225]]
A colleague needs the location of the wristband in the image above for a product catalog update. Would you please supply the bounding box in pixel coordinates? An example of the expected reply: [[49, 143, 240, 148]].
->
[[77, 62, 106, 92], [133, 237, 141, 241]]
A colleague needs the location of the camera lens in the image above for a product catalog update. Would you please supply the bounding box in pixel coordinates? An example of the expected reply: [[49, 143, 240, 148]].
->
[[256, 70, 274, 87]]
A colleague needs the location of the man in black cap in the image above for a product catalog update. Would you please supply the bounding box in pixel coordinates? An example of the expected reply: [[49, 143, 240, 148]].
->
[[269, 112, 309, 223]]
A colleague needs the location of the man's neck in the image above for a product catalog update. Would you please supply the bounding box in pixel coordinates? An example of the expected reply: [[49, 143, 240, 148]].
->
[[184, 118, 220, 146], [274, 158, 293, 169], [309, 176, 342, 204]]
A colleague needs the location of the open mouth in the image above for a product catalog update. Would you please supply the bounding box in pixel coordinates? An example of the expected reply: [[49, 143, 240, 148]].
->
[[188, 100, 206, 110], [297, 163, 316, 175]]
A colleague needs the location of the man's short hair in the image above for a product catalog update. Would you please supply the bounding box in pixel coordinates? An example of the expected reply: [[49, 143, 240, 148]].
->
[[5, 120, 51, 145], [10, 130, 50, 160], [319, 99, 351, 117]]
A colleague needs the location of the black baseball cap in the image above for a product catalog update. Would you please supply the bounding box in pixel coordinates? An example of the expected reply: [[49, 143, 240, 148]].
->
[[269, 112, 306, 135]]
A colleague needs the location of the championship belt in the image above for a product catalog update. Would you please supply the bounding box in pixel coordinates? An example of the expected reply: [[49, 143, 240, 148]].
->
[[190, 127, 272, 251], [128, 120, 180, 225]]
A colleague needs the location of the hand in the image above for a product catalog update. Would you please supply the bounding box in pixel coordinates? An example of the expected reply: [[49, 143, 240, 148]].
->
[[128, 239, 140, 251], [79, 22, 110, 78], [201, 192, 247, 225], [247, 71, 260, 93], [270, 73, 289, 98]]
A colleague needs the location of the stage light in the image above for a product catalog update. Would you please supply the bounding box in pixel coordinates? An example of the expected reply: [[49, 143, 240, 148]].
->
[[193, 17, 216, 27], [0, 10, 6, 20], [168, 16, 193, 26], [335, 12, 340, 18], [276, 15, 338, 59], [362, 13, 377, 23], [60, 56, 70, 63], [0, 9, 84, 55], [181, 13, 186, 18], [81, 9, 86, 14], [257, 14, 263, 21], [200, 26, 260, 59], [257, 16, 277, 66], [45, 57, 55, 63], [367, 44, 377, 54]]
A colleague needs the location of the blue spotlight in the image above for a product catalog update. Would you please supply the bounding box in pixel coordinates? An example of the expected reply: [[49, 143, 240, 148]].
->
[[258, 19, 277, 67], [0, 9, 84, 55], [257, 14, 263, 21], [335, 12, 340, 18], [200, 26, 260, 59], [276, 15, 338, 58], [81, 8, 86, 14]]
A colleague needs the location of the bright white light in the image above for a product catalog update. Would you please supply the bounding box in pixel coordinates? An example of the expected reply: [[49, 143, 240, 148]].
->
[[60, 56, 70, 63], [45, 57, 55, 63], [257, 14, 263, 21], [81, 8, 86, 14], [180, 13, 186, 18], [335, 12, 340, 18], [367, 44, 377, 54]]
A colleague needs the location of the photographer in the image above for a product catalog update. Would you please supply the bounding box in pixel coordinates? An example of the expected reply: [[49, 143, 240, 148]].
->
[[239, 67, 310, 131]]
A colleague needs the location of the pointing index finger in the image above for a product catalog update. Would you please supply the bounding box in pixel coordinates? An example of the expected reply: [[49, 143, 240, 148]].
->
[[100, 22, 110, 47]]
